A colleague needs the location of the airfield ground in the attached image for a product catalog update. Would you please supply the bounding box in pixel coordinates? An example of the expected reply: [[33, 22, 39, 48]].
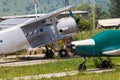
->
[[0, 54, 120, 80], [0, 54, 52, 67], [0, 54, 79, 67]]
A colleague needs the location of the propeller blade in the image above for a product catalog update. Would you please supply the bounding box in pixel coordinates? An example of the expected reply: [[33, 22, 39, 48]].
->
[[69, 10, 80, 24], [69, 10, 80, 32], [76, 16, 80, 24], [69, 10, 74, 18], [76, 16, 81, 32]]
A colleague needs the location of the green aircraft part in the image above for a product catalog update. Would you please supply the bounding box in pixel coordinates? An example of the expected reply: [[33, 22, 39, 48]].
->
[[74, 30, 120, 57]]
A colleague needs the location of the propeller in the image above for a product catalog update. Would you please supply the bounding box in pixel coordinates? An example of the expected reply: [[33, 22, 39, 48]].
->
[[69, 10, 74, 18], [69, 10, 81, 32], [69, 10, 81, 24], [76, 16, 81, 24]]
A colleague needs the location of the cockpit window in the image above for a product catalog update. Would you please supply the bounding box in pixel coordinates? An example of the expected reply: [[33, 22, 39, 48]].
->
[[42, 19, 52, 26]]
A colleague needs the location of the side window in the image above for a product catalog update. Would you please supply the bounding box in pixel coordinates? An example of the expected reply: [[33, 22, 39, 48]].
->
[[29, 32, 33, 35], [25, 30, 39, 37], [39, 28, 44, 32], [25, 33, 28, 37], [34, 30, 38, 34]]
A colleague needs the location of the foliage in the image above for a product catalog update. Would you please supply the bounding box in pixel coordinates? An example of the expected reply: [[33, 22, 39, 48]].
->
[[73, 29, 102, 41], [75, 4, 92, 31], [76, 4, 92, 13], [76, 3, 109, 31], [109, 0, 120, 18], [0, 0, 110, 16], [77, 17, 92, 31], [95, 4, 109, 20]]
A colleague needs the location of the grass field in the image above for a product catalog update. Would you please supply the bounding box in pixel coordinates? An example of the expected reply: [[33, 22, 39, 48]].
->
[[40, 57, 120, 80], [41, 68, 120, 80], [0, 58, 82, 79], [0, 57, 120, 79]]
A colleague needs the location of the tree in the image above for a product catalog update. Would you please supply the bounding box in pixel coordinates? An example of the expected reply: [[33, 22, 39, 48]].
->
[[109, 0, 120, 18], [95, 4, 109, 19], [78, 18, 91, 31], [76, 4, 92, 31], [77, 4, 92, 13], [76, 3, 109, 30]]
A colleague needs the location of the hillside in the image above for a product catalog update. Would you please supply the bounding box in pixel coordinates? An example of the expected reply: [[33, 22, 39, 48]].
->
[[0, 0, 110, 16]]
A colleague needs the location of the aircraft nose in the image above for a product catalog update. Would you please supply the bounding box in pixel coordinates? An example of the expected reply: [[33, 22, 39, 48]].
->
[[71, 39, 96, 56]]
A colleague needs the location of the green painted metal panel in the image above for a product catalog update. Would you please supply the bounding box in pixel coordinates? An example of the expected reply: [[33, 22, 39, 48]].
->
[[74, 30, 120, 56], [93, 30, 120, 56], [75, 45, 96, 56]]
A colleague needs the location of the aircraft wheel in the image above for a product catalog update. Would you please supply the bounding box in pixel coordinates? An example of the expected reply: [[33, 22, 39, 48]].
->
[[78, 63, 86, 71], [101, 60, 112, 68], [45, 50, 54, 58], [59, 49, 67, 57]]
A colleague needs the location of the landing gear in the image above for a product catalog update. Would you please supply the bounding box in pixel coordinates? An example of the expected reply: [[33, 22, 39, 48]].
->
[[59, 49, 68, 57], [101, 57, 112, 68], [78, 57, 113, 71], [78, 62, 87, 71], [45, 45, 54, 58], [45, 50, 54, 58], [78, 57, 87, 71]]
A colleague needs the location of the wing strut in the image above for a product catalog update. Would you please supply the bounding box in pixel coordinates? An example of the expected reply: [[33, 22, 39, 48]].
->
[[51, 17, 59, 36]]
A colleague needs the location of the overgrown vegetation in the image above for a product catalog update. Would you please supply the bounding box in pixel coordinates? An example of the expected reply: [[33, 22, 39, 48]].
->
[[109, 0, 120, 18], [73, 30, 102, 40]]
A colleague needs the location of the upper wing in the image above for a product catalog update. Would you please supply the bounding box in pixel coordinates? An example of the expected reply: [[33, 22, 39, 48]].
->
[[0, 14, 45, 19], [21, 6, 75, 27]]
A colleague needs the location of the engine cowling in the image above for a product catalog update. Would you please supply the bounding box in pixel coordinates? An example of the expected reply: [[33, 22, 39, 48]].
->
[[57, 17, 77, 34]]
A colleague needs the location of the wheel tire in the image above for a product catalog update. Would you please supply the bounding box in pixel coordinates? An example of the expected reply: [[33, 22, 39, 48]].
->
[[59, 49, 67, 57], [45, 50, 54, 58], [102, 60, 110, 68], [78, 63, 86, 71]]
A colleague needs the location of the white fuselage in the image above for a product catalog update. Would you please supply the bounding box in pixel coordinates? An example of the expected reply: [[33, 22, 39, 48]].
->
[[0, 27, 30, 54], [0, 17, 77, 55]]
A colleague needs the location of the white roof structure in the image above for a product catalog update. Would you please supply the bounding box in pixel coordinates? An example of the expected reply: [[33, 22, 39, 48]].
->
[[97, 18, 120, 28]]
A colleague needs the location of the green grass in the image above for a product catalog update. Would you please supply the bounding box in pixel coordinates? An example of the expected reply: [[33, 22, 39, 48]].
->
[[0, 57, 120, 79], [0, 58, 82, 79], [41, 68, 120, 80], [40, 57, 120, 80]]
